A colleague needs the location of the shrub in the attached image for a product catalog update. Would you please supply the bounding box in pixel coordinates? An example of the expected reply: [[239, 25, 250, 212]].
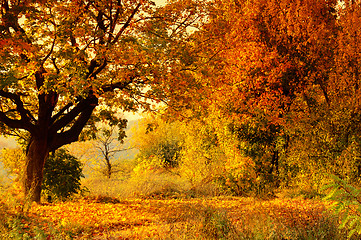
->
[[43, 149, 84, 201], [1, 148, 84, 201]]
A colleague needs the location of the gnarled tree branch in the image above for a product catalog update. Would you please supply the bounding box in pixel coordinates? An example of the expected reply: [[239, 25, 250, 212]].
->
[[0, 90, 36, 129], [49, 96, 99, 151], [112, 3, 141, 44]]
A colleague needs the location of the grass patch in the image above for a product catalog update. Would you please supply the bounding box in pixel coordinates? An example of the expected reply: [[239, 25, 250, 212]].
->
[[82, 170, 193, 199]]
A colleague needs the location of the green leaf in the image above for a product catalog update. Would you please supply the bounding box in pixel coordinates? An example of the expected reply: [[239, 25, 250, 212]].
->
[[340, 215, 353, 229], [348, 229, 357, 239], [348, 217, 359, 229]]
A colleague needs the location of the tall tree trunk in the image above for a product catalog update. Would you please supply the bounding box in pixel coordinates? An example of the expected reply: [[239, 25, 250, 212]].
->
[[24, 137, 49, 203]]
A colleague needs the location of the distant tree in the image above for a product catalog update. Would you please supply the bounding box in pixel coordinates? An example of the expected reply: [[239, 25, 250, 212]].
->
[[92, 119, 131, 178]]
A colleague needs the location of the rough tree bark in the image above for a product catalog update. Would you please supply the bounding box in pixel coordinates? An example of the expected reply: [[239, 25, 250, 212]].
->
[[21, 95, 99, 202], [24, 138, 49, 203]]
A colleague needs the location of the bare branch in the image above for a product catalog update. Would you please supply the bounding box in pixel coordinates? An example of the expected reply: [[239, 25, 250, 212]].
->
[[109, 0, 122, 34], [88, 57, 107, 79], [109, 147, 135, 153], [41, 28, 57, 66], [0, 90, 36, 128], [112, 3, 141, 44], [0, 111, 31, 131], [50, 102, 73, 124], [49, 97, 98, 151], [49, 96, 97, 134], [169, 12, 194, 38], [51, 58, 60, 74], [101, 77, 135, 93]]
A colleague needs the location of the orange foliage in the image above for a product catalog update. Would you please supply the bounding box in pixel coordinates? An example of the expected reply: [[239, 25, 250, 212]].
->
[[204, 0, 338, 125]]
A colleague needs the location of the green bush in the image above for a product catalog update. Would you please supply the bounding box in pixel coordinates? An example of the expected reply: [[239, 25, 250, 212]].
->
[[43, 149, 84, 201]]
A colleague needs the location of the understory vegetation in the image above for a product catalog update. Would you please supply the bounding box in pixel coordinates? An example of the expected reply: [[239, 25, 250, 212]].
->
[[0, 179, 350, 240], [0, 153, 359, 239], [1, 113, 361, 239]]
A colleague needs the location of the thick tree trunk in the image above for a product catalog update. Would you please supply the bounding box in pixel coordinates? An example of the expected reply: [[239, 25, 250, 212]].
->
[[24, 138, 49, 203]]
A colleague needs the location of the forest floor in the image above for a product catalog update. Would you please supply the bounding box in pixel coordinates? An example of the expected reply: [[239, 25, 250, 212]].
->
[[2, 195, 347, 240]]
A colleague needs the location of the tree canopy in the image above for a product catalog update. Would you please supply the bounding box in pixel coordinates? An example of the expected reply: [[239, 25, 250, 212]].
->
[[159, 0, 361, 192], [0, 0, 207, 202]]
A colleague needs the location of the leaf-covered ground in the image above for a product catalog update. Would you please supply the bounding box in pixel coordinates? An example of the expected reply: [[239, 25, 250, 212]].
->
[[16, 197, 339, 239]]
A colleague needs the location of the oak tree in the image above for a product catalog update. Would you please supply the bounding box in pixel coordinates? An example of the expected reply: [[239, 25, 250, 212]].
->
[[0, 0, 204, 202]]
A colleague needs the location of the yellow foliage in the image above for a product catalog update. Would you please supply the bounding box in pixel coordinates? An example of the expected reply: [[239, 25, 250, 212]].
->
[[0, 148, 26, 182]]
